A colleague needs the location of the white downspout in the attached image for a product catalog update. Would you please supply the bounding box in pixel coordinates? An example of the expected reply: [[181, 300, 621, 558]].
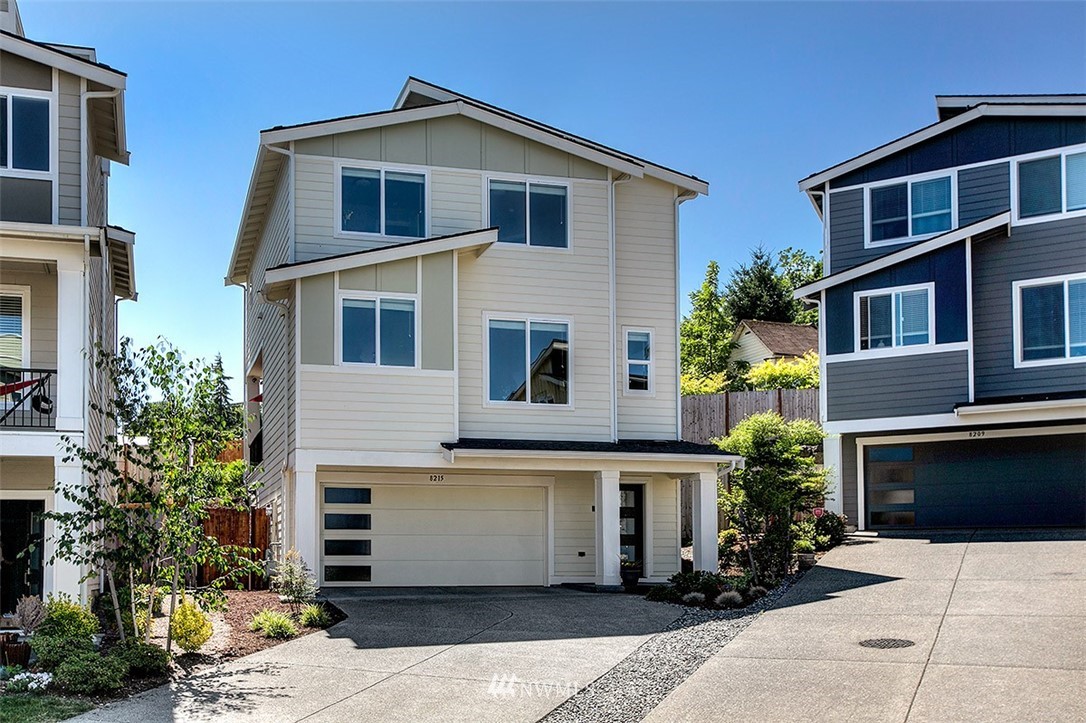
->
[[609, 172, 632, 442], [674, 190, 696, 440]]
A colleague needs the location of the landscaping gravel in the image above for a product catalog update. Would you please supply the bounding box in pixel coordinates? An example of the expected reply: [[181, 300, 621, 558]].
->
[[543, 575, 799, 723]]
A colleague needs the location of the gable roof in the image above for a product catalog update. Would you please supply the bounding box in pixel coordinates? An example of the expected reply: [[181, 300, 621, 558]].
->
[[734, 320, 817, 357]]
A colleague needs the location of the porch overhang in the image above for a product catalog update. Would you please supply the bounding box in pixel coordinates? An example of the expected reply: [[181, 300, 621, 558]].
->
[[439, 437, 741, 470], [954, 392, 1086, 424]]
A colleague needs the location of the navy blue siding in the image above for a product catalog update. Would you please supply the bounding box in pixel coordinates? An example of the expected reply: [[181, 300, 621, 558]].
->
[[826, 350, 969, 421], [825, 243, 968, 356], [972, 216, 1086, 398], [830, 117, 1086, 189], [827, 189, 876, 274], [957, 162, 1010, 226]]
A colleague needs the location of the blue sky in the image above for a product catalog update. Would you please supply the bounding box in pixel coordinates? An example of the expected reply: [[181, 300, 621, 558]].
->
[[20, 1, 1086, 396]]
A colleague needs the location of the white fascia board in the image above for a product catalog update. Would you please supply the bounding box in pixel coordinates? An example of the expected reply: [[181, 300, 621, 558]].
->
[[446, 448, 741, 465], [0, 221, 102, 242], [264, 229, 498, 284], [792, 212, 1010, 298], [955, 398, 1086, 418], [393, 78, 458, 109], [0, 34, 125, 89], [798, 104, 1086, 192], [259, 103, 460, 145], [226, 146, 274, 284]]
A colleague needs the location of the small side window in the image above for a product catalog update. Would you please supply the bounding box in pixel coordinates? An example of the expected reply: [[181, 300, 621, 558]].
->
[[625, 330, 653, 394]]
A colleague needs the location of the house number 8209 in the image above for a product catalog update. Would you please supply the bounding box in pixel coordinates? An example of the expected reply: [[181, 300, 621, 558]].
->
[[968, 431, 985, 438], [429, 474, 445, 482]]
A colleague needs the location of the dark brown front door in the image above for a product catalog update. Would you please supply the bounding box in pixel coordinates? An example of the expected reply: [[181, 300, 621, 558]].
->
[[619, 484, 644, 565], [1, 500, 45, 613]]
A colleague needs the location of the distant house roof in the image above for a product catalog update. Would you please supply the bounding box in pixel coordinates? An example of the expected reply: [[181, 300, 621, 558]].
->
[[733, 320, 817, 358]]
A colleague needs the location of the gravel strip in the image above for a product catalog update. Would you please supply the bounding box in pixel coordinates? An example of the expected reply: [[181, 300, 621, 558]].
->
[[543, 575, 799, 723]]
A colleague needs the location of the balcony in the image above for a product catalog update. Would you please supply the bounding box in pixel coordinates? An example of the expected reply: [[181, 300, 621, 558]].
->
[[0, 368, 57, 430]]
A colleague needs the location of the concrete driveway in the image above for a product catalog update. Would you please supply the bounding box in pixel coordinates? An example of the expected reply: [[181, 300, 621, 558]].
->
[[647, 529, 1086, 723], [75, 587, 682, 723]]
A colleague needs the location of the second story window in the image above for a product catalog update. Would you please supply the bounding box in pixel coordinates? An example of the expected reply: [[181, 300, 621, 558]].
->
[[1016, 149, 1086, 221], [868, 175, 952, 245], [1014, 274, 1086, 366], [340, 296, 416, 367], [488, 179, 569, 248], [857, 284, 933, 351], [487, 317, 569, 404], [0, 94, 50, 172], [0, 289, 28, 367], [339, 166, 426, 238], [625, 329, 653, 394]]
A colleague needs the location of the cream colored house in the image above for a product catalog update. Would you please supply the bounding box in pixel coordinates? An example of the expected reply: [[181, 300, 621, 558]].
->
[[227, 78, 736, 588], [0, 0, 136, 614], [728, 319, 818, 367]]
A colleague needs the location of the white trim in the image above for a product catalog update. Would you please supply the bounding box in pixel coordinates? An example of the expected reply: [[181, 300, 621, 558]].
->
[[0, 33, 126, 89], [1011, 272, 1086, 368], [451, 251, 460, 441], [965, 237, 975, 402], [622, 327, 655, 397], [853, 282, 936, 353], [299, 362, 453, 378], [0, 284, 32, 367], [482, 312, 573, 409], [955, 397, 1086, 416], [1009, 143, 1086, 226], [0, 85, 58, 216], [826, 341, 968, 365], [818, 290, 827, 422], [862, 169, 958, 249], [482, 174, 572, 251], [448, 447, 740, 465], [335, 289, 420, 369], [332, 159, 431, 241]]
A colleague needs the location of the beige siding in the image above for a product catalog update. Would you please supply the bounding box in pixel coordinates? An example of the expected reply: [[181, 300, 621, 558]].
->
[[458, 180, 612, 440], [0, 456, 55, 489], [57, 72, 81, 225], [0, 266, 57, 369], [553, 472, 596, 579], [299, 368, 454, 452], [651, 475, 680, 577], [614, 177, 679, 439], [730, 331, 774, 365], [84, 253, 106, 458], [430, 169, 483, 237]]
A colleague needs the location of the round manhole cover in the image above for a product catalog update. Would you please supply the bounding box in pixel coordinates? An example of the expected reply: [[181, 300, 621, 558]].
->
[[859, 638, 915, 649]]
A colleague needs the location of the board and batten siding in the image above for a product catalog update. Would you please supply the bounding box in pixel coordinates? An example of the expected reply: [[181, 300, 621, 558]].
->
[[615, 177, 679, 440], [553, 473, 596, 579], [298, 368, 454, 452], [458, 179, 612, 441], [972, 217, 1086, 398], [957, 162, 1010, 226], [825, 350, 969, 421]]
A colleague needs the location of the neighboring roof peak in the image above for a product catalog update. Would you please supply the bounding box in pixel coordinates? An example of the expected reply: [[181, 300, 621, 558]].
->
[[736, 320, 818, 357], [936, 94, 1086, 121], [1, 0, 24, 36]]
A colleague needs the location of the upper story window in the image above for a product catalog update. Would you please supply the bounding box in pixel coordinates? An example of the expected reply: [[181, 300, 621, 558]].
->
[[339, 294, 417, 367], [1015, 148, 1086, 222], [487, 316, 569, 405], [0, 288, 29, 368], [1013, 273, 1085, 367], [338, 164, 426, 238], [856, 283, 933, 351], [488, 179, 569, 248], [625, 329, 653, 395], [0, 93, 50, 173], [868, 174, 953, 246]]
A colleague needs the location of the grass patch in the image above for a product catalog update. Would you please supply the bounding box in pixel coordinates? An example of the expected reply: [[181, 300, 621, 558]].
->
[[0, 693, 93, 723]]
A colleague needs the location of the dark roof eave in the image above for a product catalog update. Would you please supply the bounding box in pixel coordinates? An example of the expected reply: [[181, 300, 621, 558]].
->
[[441, 438, 732, 458]]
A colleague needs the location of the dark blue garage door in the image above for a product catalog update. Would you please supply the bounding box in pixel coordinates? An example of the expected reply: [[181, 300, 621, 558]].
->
[[865, 432, 1086, 529]]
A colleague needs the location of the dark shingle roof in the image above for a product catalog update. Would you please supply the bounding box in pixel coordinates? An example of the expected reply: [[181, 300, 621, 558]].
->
[[442, 438, 727, 456], [739, 320, 818, 358]]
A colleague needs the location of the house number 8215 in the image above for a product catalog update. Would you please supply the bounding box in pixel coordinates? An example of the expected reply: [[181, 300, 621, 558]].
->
[[429, 474, 445, 482]]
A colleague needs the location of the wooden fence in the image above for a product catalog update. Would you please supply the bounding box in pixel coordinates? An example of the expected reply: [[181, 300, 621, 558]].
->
[[681, 388, 820, 444], [197, 507, 271, 590]]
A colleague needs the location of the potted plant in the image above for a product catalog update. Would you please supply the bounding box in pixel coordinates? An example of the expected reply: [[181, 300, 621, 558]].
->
[[619, 558, 643, 592], [794, 539, 817, 570]]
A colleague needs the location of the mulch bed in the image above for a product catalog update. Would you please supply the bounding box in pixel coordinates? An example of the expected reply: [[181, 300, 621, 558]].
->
[[215, 590, 345, 660]]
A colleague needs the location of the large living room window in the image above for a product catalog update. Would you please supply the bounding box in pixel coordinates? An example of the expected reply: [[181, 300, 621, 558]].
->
[[868, 175, 953, 245], [1016, 148, 1086, 221], [0, 93, 50, 172], [856, 284, 933, 351], [339, 165, 426, 238], [488, 179, 569, 248], [487, 317, 570, 404], [339, 295, 416, 367], [1013, 273, 1086, 366]]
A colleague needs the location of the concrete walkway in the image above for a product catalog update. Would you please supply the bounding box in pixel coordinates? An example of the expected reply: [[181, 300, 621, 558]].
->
[[646, 529, 1086, 723], [74, 587, 681, 723]]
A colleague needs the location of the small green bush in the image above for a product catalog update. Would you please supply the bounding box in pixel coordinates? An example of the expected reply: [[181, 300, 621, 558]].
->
[[681, 592, 706, 607], [54, 652, 127, 694], [814, 511, 848, 548], [169, 600, 213, 653], [299, 604, 331, 628], [718, 528, 741, 566], [668, 571, 728, 599], [37, 595, 99, 640], [714, 590, 745, 609], [249, 609, 297, 639], [644, 584, 681, 603], [794, 539, 815, 554], [110, 641, 170, 678], [29, 633, 95, 671]]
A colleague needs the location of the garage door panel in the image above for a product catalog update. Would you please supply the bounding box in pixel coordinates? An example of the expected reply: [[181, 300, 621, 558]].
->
[[368, 509, 544, 536], [369, 560, 543, 586], [367, 486, 543, 511], [365, 535, 545, 562]]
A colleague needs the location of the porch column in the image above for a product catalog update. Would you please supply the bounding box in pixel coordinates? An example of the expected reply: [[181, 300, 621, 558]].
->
[[55, 262, 85, 432], [692, 469, 719, 572], [822, 435, 844, 516], [52, 460, 83, 600], [294, 457, 319, 578], [594, 470, 621, 586]]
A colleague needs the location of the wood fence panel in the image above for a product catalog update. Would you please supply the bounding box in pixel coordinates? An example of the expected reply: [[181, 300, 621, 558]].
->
[[197, 507, 270, 590]]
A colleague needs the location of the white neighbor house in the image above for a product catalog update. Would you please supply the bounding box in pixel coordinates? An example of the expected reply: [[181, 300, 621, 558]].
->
[[227, 78, 738, 588], [0, 0, 136, 614]]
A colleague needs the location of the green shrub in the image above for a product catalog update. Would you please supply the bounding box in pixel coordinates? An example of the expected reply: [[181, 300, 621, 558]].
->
[[714, 590, 745, 609], [718, 528, 741, 565], [794, 539, 815, 554], [110, 641, 170, 677], [299, 604, 331, 628], [29, 633, 95, 671], [169, 600, 213, 653], [275, 549, 319, 613], [745, 351, 819, 390], [645, 584, 682, 603], [248, 609, 297, 639], [814, 511, 848, 548], [681, 592, 706, 607], [37, 594, 99, 640], [54, 652, 127, 694], [668, 571, 728, 598]]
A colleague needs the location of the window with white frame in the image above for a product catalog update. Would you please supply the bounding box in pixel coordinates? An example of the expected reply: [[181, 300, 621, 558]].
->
[[339, 166, 426, 237], [856, 284, 933, 351], [868, 175, 953, 245], [487, 317, 569, 404], [1014, 274, 1086, 365], [1016, 149, 1086, 220], [488, 179, 568, 248], [625, 329, 653, 393], [340, 295, 416, 367], [0, 93, 50, 172], [0, 288, 29, 368]]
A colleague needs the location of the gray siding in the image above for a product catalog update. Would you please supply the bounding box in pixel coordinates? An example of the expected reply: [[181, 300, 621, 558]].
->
[[957, 162, 1010, 226], [58, 72, 82, 226], [825, 350, 969, 421], [972, 217, 1086, 398], [840, 433, 858, 526], [828, 188, 893, 273]]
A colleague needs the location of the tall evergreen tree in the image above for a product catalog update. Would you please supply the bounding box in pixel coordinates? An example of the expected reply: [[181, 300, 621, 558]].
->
[[721, 246, 795, 326], [208, 354, 243, 439], [680, 260, 732, 376]]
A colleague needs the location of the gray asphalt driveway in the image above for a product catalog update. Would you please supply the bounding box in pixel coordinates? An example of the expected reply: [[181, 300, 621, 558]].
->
[[647, 529, 1086, 723], [74, 587, 682, 723]]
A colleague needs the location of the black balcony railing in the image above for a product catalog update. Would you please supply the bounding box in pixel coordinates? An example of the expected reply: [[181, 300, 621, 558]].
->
[[0, 368, 57, 430]]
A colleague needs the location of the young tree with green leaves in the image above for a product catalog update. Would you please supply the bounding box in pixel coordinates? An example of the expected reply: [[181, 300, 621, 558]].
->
[[777, 247, 823, 325], [680, 260, 733, 377]]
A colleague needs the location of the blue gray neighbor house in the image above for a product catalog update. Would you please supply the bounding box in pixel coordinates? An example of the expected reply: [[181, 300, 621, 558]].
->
[[795, 95, 1086, 530]]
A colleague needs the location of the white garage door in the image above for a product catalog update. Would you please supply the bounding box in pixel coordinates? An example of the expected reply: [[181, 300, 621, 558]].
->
[[320, 483, 546, 586]]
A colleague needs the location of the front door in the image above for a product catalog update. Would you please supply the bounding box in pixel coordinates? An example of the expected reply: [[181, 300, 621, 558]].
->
[[619, 484, 645, 565], [1, 500, 45, 613]]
